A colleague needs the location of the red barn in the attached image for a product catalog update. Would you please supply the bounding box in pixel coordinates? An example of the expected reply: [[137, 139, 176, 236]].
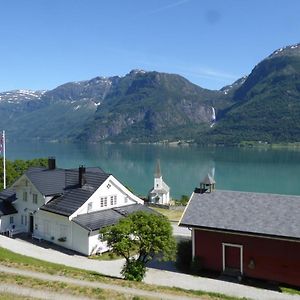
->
[[179, 178, 300, 287]]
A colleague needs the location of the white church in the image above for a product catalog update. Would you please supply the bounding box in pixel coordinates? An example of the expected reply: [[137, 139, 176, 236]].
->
[[148, 160, 170, 205]]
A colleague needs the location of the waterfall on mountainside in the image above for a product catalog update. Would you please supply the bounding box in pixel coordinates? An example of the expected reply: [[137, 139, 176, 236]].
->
[[210, 106, 216, 127]]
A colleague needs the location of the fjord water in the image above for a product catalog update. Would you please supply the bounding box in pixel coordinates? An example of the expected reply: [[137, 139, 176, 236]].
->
[[6, 142, 300, 198]]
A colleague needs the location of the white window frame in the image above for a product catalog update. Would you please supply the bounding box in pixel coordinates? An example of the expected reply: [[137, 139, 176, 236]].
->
[[87, 202, 93, 212], [23, 191, 28, 202], [100, 197, 107, 207], [222, 243, 243, 275], [33, 193, 38, 204], [113, 195, 117, 205]]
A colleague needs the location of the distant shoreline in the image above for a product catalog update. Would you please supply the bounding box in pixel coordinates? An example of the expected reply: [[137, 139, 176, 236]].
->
[[5, 139, 300, 150]]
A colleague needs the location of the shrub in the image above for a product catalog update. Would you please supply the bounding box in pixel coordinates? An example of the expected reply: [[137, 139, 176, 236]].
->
[[121, 259, 146, 281], [176, 240, 192, 272], [190, 256, 203, 275]]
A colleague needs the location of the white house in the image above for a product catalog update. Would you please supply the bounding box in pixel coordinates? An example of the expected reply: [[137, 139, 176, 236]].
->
[[0, 158, 152, 255], [148, 160, 170, 205]]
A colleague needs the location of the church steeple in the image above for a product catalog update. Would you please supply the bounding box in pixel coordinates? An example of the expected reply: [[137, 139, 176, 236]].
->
[[149, 159, 170, 205], [155, 159, 162, 178]]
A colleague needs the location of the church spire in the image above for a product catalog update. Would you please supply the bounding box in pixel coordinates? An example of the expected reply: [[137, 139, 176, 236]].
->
[[155, 159, 161, 178]]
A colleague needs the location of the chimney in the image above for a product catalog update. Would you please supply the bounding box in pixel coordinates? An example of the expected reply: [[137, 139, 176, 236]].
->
[[79, 165, 86, 187], [48, 157, 56, 170]]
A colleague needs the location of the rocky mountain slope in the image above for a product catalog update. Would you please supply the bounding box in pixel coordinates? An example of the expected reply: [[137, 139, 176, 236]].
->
[[0, 70, 226, 142], [78, 70, 227, 143], [203, 43, 300, 144], [1, 42, 300, 144]]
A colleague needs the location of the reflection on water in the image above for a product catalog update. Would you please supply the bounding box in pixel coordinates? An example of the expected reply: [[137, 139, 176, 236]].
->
[[6, 142, 300, 198]]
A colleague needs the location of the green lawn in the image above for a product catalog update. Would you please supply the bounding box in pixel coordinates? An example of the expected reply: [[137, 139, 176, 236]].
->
[[0, 247, 247, 300], [151, 207, 185, 222]]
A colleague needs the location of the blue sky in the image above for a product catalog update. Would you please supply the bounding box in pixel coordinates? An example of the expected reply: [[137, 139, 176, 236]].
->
[[0, 0, 300, 92]]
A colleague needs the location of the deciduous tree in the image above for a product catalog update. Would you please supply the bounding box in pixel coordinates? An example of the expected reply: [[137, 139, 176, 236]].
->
[[100, 211, 176, 281]]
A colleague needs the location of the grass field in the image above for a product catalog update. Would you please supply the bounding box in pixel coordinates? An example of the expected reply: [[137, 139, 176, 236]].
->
[[0, 247, 247, 300], [0, 272, 130, 300], [151, 207, 185, 222]]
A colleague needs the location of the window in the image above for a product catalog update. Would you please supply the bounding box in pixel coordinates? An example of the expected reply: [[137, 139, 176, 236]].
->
[[24, 215, 27, 226], [23, 191, 27, 201], [10, 216, 14, 224], [110, 196, 114, 205], [44, 220, 50, 235], [21, 215, 24, 225], [33, 194, 38, 204], [87, 202, 92, 212], [124, 196, 128, 203], [100, 197, 107, 207], [60, 225, 67, 238], [114, 195, 117, 205], [107, 183, 111, 189]]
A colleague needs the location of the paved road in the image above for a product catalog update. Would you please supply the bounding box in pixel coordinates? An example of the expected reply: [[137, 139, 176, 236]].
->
[[0, 234, 299, 300], [172, 223, 191, 237]]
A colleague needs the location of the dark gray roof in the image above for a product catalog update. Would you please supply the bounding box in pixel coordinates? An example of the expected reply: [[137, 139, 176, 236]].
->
[[179, 190, 300, 240], [0, 188, 16, 202], [40, 188, 95, 216], [0, 200, 17, 216], [38, 168, 110, 216], [25, 167, 109, 196], [73, 204, 155, 231], [26, 168, 66, 196]]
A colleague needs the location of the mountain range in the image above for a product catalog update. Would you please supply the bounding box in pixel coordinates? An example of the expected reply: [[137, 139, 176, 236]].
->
[[1, 42, 300, 145]]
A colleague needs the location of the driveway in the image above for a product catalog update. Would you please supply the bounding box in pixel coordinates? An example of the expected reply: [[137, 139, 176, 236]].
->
[[0, 234, 299, 300]]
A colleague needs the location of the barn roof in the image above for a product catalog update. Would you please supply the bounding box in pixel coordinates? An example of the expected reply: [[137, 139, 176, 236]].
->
[[179, 190, 300, 240], [72, 204, 155, 231]]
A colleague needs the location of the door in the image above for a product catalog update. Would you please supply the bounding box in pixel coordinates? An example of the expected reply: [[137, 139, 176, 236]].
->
[[29, 215, 34, 233], [222, 243, 243, 274]]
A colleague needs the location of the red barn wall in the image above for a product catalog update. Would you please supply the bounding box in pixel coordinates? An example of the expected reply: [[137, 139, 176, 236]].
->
[[194, 229, 300, 286]]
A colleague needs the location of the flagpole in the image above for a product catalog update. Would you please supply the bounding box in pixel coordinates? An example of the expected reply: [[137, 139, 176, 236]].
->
[[3, 130, 6, 189]]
